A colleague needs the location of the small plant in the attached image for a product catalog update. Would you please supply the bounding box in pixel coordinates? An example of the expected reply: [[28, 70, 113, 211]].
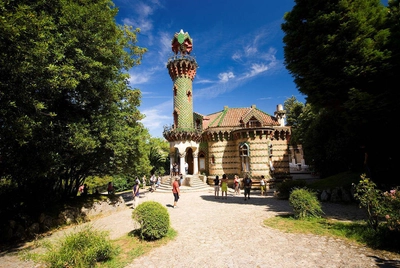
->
[[132, 201, 170, 241], [27, 225, 117, 267], [289, 188, 324, 219], [276, 179, 307, 199]]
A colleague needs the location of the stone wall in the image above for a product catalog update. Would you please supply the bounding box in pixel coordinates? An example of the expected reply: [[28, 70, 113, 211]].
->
[[0, 195, 125, 243]]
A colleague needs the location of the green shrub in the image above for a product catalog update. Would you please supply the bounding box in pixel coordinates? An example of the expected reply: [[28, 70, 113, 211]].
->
[[289, 188, 324, 219], [276, 179, 307, 199], [132, 201, 170, 241], [34, 225, 116, 267]]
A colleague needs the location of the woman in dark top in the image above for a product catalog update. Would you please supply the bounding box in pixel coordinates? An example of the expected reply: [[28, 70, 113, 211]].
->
[[214, 175, 220, 199]]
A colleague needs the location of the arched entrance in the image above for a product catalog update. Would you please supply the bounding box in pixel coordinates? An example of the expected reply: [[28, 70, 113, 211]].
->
[[186, 148, 194, 175]]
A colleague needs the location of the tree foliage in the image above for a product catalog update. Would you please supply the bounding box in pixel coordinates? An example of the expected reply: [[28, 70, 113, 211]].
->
[[0, 0, 149, 216], [148, 137, 170, 175], [282, 0, 398, 182]]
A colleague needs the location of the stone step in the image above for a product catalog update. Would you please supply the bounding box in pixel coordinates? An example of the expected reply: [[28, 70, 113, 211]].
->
[[153, 175, 212, 193]]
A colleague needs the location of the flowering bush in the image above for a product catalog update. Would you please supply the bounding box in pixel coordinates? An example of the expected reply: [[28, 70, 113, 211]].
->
[[382, 188, 400, 232], [354, 174, 400, 232]]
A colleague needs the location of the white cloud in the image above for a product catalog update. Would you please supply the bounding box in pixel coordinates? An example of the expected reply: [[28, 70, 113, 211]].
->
[[243, 63, 269, 79], [128, 72, 150, 85], [218, 72, 235, 83], [232, 52, 241, 61], [244, 45, 258, 56], [140, 100, 172, 138]]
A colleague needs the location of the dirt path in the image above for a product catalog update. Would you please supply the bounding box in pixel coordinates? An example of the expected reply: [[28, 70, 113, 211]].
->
[[1, 189, 400, 268]]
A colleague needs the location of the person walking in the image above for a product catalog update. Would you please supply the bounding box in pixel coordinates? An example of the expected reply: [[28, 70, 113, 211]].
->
[[213, 175, 220, 199], [234, 175, 240, 195], [243, 175, 252, 200], [156, 174, 161, 189], [150, 174, 156, 192], [260, 175, 266, 196], [132, 181, 140, 209], [221, 174, 228, 199], [172, 177, 180, 208]]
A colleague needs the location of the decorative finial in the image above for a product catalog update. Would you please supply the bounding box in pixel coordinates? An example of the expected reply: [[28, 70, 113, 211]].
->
[[171, 29, 193, 55]]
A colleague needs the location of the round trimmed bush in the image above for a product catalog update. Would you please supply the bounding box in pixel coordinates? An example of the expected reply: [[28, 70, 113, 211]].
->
[[289, 188, 324, 219], [132, 201, 170, 240]]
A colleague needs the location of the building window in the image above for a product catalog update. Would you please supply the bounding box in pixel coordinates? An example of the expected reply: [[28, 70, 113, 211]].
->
[[239, 143, 250, 172], [246, 117, 261, 128], [199, 152, 205, 170], [195, 119, 201, 130]]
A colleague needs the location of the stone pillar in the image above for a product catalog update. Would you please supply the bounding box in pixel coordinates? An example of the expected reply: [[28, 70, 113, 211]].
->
[[179, 152, 186, 175], [169, 153, 174, 176], [193, 151, 199, 175]]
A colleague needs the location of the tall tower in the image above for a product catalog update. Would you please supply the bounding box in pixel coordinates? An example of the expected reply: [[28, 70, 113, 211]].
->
[[164, 30, 201, 176], [167, 29, 198, 131]]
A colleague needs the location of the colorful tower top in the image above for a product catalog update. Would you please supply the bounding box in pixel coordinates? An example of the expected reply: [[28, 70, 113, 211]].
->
[[171, 29, 193, 55]]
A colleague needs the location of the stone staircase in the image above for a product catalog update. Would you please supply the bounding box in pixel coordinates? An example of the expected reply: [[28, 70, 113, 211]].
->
[[154, 175, 212, 193]]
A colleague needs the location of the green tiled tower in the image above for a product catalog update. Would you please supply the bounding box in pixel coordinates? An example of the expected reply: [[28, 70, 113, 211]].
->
[[168, 30, 197, 131], [164, 30, 201, 142]]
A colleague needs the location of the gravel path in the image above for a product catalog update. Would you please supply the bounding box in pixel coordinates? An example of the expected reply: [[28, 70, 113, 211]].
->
[[1, 188, 400, 268]]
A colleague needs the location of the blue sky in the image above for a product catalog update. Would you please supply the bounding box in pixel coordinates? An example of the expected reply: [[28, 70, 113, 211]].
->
[[113, 0, 308, 138]]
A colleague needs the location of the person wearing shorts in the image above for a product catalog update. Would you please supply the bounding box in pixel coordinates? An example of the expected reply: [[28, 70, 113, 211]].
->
[[172, 177, 180, 208], [214, 175, 220, 199], [221, 174, 228, 199], [260, 175, 266, 196], [243, 175, 252, 200]]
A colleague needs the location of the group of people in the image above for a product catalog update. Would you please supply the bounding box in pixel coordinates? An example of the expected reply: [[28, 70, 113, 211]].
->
[[149, 174, 161, 192], [214, 174, 268, 200], [171, 162, 189, 176], [172, 163, 179, 176]]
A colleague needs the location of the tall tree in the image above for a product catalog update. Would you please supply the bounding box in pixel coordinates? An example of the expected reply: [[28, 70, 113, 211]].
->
[[283, 96, 305, 145], [282, 0, 397, 181], [282, 0, 390, 109], [0, 0, 148, 214]]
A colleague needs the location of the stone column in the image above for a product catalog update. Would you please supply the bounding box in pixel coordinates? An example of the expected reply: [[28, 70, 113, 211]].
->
[[179, 152, 186, 175], [169, 153, 175, 176], [193, 151, 199, 175]]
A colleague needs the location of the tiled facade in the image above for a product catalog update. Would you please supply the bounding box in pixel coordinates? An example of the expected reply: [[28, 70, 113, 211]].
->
[[163, 30, 291, 181]]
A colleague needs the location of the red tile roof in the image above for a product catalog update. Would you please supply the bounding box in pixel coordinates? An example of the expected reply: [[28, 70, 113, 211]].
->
[[203, 105, 280, 130]]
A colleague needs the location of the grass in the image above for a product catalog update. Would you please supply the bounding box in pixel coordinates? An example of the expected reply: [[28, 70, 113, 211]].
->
[[264, 214, 400, 254], [21, 226, 177, 268], [98, 228, 177, 268]]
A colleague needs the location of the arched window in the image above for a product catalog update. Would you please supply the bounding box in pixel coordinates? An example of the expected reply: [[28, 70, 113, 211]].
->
[[239, 143, 250, 172]]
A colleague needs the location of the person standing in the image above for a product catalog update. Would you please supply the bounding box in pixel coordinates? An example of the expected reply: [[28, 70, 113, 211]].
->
[[221, 174, 228, 199], [107, 182, 114, 195], [260, 175, 266, 196], [141, 175, 146, 189], [132, 181, 140, 209], [184, 162, 188, 175], [172, 177, 180, 208], [179, 173, 184, 187], [243, 175, 252, 200], [234, 175, 240, 195], [213, 175, 220, 199]]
